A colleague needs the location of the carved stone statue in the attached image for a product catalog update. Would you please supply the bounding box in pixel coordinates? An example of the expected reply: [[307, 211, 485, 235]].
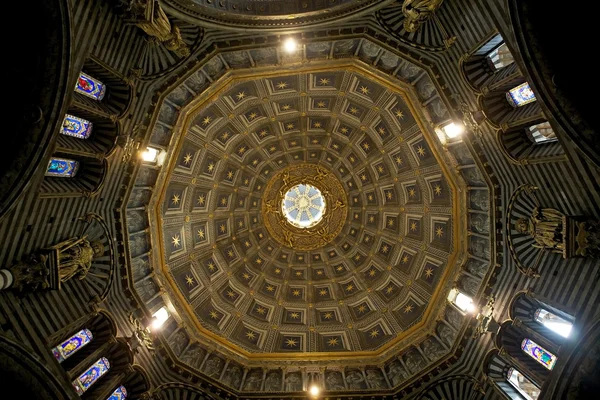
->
[[470, 190, 489, 211], [168, 330, 187, 356], [470, 237, 490, 260], [345, 369, 366, 389], [446, 306, 464, 329], [223, 364, 242, 389], [325, 371, 345, 390], [180, 344, 204, 368], [244, 370, 263, 391], [386, 361, 407, 386], [422, 338, 445, 360], [204, 356, 223, 378], [6, 235, 103, 292], [124, 0, 190, 57], [264, 371, 281, 391], [51, 237, 103, 282], [437, 323, 455, 346], [465, 258, 486, 278], [285, 372, 302, 391], [5, 253, 50, 291], [470, 214, 489, 234], [366, 369, 387, 389], [516, 207, 565, 253], [404, 351, 425, 374], [402, 0, 445, 32], [460, 276, 480, 297]]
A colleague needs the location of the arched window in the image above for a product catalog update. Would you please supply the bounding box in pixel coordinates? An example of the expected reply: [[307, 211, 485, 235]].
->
[[107, 385, 127, 400], [45, 157, 79, 178], [75, 72, 106, 101], [72, 357, 111, 395], [521, 338, 557, 370], [61, 114, 93, 139], [527, 122, 556, 143], [507, 367, 540, 400], [52, 328, 93, 363], [507, 82, 536, 107], [487, 42, 515, 70], [534, 308, 572, 338]]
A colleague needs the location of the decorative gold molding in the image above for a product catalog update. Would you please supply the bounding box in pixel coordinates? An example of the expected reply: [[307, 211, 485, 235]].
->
[[262, 164, 347, 251]]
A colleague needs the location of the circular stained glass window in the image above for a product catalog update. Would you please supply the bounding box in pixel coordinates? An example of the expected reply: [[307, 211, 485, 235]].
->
[[282, 184, 326, 228]]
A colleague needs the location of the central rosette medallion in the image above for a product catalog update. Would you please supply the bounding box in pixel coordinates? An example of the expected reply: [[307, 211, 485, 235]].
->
[[262, 164, 347, 250]]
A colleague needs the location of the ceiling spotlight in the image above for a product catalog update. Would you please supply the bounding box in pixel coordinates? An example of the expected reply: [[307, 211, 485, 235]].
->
[[149, 306, 170, 331], [466, 302, 478, 314], [140, 147, 160, 163], [442, 122, 464, 139], [309, 385, 320, 397], [284, 38, 298, 53]]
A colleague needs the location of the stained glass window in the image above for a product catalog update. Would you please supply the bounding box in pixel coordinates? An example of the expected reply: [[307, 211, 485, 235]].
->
[[507, 368, 540, 400], [72, 357, 110, 395], [107, 385, 128, 400], [52, 328, 93, 363], [534, 308, 573, 338], [45, 157, 80, 178], [75, 72, 106, 101], [506, 83, 536, 107], [282, 184, 326, 228], [61, 114, 93, 139], [521, 338, 557, 370]]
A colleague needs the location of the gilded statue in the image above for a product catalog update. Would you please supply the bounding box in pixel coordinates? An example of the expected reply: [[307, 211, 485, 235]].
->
[[515, 207, 565, 253], [402, 0, 445, 32], [331, 199, 345, 213], [125, 0, 190, 57], [6, 235, 103, 292], [283, 230, 295, 248], [49, 236, 104, 282]]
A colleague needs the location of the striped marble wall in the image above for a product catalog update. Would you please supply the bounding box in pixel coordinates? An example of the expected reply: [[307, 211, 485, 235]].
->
[[0, 0, 598, 399]]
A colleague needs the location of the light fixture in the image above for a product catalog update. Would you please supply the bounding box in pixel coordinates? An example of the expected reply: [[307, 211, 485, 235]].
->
[[309, 385, 320, 397], [284, 38, 298, 53], [472, 295, 500, 338], [150, 306, 170, 331], [442, 122, 464, 138], [140, 146, 160, 163], [448, 288, 476, 314]]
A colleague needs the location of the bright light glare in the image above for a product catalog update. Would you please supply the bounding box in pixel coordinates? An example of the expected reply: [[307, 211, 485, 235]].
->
[[284, 38, 297, 53], [309, 385, 320, 397], [150, 307, 169, 331], [535, 309, 572, 338], [443, 122, 464, 138], [454, 292, 475, 313], [141, 147, 159, 162], [543, 321, 572, 338]]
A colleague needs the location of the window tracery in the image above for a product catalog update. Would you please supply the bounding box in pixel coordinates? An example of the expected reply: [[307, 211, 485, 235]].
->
[[45, 157, 79, 178], [52, 328, 93, 363], [520, 338, 557, 370], [72, 357, 110, 395], [75, 72, 106, 101]]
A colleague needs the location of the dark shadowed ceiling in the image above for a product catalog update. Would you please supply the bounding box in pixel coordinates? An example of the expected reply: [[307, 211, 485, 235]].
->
[[161, 0, 394, 31]]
